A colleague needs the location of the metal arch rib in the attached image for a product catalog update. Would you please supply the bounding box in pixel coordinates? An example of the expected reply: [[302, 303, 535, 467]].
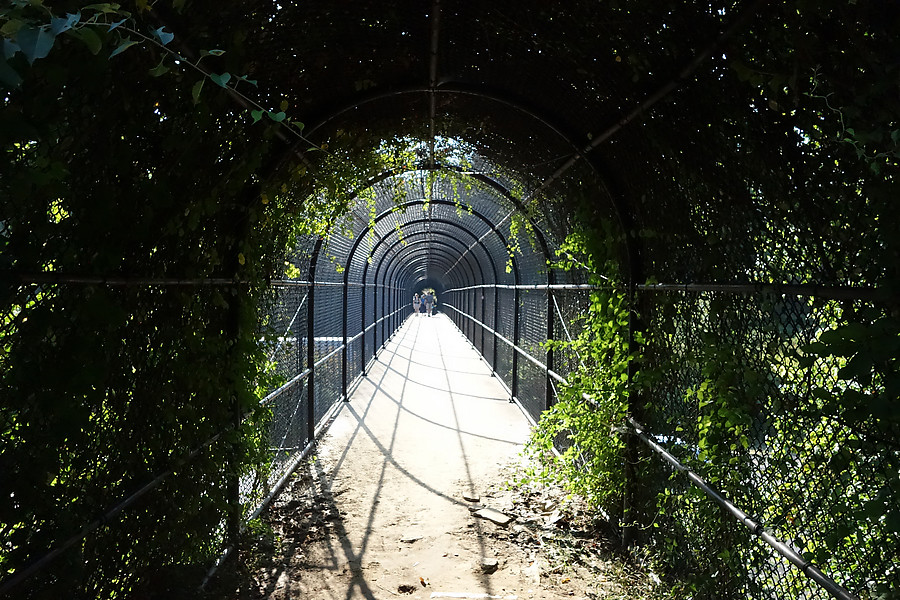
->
[[369, 219, 500, 288], [340, 198, 521, 290], [295, 84, 638, 278]]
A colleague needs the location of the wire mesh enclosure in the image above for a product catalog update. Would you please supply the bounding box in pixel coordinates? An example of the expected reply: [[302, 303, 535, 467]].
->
[[2, 1, 898, 598]]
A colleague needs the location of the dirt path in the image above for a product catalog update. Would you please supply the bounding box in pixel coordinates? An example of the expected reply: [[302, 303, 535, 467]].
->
[[216, 315, 655, 600]]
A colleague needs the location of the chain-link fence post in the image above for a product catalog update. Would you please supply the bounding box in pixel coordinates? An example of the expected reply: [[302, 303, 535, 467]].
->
[[307, 239, 323, 444], [511, 286, 521, 402], [492, 285, 500, 372], [546, 273, 556, 410]]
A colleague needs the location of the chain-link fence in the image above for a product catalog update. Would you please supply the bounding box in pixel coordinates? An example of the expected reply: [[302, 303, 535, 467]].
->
[[0, 267, 403, 597], [631, 286, 899, 599], [442, 273, 896, 599]]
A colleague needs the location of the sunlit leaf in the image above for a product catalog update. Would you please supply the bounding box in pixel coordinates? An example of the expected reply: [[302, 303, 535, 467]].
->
[[1, 19, 26, 38]]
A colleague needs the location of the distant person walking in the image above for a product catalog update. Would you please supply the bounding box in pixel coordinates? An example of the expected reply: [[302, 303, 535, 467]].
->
[[412, 292, 421, 317], [424, 291, 435, 317]]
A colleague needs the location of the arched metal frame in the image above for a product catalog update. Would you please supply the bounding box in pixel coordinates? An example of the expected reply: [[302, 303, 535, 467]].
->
[[338, 164, 560, 407], [366, 238, 478, 369], [371, 220, 499, 352], [379, 219, 501, 357], [340, 198, 525, 402], [299, 85, 639, 283], [368, 201, 520, 371]]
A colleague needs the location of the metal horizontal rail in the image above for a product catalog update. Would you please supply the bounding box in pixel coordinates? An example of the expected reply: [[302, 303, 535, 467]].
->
[[442, 303, 555, 375], [446, 281, 885, 301], [445, 283, 610, 292], [249, 397, 346, 522], [259, 305, 405, 407], [270, 279, 403, 290], [0, 424, 231, 595], [627, 418, 858, 600], [445, 300, 858, 600], [1, 296, 405, 594], [259, 369, 313, 407], [2, 273, 248, 286], [446, 302, 599, 408], [2, 273, 405, 290], [637, 282, 885, 301]]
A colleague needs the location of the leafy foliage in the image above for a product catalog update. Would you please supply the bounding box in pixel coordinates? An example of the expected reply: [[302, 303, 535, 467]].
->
[[524, 228, 636, 517]]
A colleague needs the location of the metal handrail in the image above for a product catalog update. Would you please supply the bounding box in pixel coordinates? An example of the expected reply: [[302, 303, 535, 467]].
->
[[271, 279, 403, 290], [446, 283, 607, 291], [628, 418, 858, 600], [259, 305, 406, 407], [444, 281, 885, 301]]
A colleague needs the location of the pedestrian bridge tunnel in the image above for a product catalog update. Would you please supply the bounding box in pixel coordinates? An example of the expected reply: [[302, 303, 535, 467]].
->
[[0, 2, 894, 598], [275, 161, 575, 445]]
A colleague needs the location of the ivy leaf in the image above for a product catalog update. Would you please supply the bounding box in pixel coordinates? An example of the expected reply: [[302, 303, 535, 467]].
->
[[109, 38, 138, 58], [3, 39, 20, 60], [73, 27, 102, 55], [250, 109, 264, 123], [83, 3, 125, 13], [50, 12, 81, 35], [16, 25, 57, 64], [1, 19, 25, 38], [148, 57, 169, 77], [207, 49, 225, 56], [267, 111, 286, 122], [797, 355, 816, 368], [291, 120, 305, 130], [191, 78, 204, 104], [209, 72, 231, 88], [884, 511, 900, 534], [152, 27, 174, 46], [108, 18, 127, 32]]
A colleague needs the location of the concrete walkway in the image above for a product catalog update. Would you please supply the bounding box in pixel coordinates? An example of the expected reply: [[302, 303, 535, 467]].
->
[[288, 312, 537, 599]]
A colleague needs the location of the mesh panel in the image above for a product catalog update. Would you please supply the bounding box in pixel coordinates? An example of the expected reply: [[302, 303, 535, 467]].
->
[[637, 289, 899, 598]]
